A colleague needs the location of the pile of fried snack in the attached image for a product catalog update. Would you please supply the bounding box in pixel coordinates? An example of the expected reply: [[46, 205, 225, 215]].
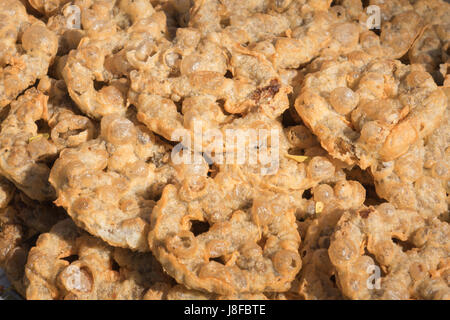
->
[[0, 0, 449, 300]]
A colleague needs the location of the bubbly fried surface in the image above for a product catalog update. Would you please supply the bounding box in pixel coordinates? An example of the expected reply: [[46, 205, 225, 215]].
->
[[149, 183, 302, 295], [295, 180, 366, 300], [25, 219, 171, 299], [62, 0, 167, 118], [49, 113, 177, 251], [0, 79, 94, 201], [0, 186, 65, 297], [0, 0, 58, 108], [295, 53, 447, 168], [0, 0, 448, 301], [329, 204, 449, 299]]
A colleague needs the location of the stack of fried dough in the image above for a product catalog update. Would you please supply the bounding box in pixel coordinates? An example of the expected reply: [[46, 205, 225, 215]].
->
[[0, 0, 448, 300]]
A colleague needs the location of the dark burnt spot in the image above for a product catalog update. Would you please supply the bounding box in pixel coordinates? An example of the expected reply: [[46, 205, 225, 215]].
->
[[335, 138, 357, 161], [392, 237, 415, 252], [358, 207, 375, 219], [250, 79, 281, 102], [257, 235, 268, 250]]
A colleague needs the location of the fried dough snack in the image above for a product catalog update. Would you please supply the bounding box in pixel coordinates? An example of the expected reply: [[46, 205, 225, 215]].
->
[[0, 89, 55, 201], [295, 180, 366, 300], [0, 0, 448, 302], [0, 0, 58, 108], [130, 28, 291, 146], [329, 204, 450, 300], [43, 78, 97, 150], [365, 0, 425, 58], [189, 0, 424, 70], [143, 280, 270, 300], [188, 0, 353, 69], [149, 170, 302, 295], [0, 177, 15, 210], [218, 123, 348, 196], [0, 180, 19, 270], [295, 53, 447, 169], [0, 79, 95, 201], [49, 113, 181, 251], [408, 0, 450, 81], [152, 0, 193, 33], [29, 0, 71, 16], [62, 0, 169, 119], [372, 102, 449, 217], [0, 205, 34, 297], [45, 1, 87, 58], [0, 188, 66, 297], [25, 219, 171, 300]]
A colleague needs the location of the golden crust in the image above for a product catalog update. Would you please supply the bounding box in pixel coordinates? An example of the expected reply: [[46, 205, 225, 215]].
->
[[0, 0, 447, 301], [25, 219, 171, 300], [49, 113, 181, 251], [62, 0, 167, 119], [408, 0, 450, 82], [329, 204, 450, 299], [295, 180, 366, 300], [295, 54, 447, 168], [28, 0, 71, 16], [149, 182, 302, 295], [0, 0, 58, 108], [0, 79, 94, 201], [0, 189, 65, 297], [129, 28, 291, 144], [372, 106, 449, 218]]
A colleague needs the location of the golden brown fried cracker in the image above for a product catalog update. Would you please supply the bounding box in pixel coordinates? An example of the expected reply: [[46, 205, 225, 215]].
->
[[63, 0, 168, 118], [409, 0, 450, 81], [292, 180, 366, 300], [372, 98, 449, 218], [0, 79, 94, 201], [329, 204, 450, 299], [0, 0, 58, 108], [49, 113, 185, 251], [0, 190, 65, 297], [28, 0, 71, 16], [149, 178, 302, 295], [25, 219, 171, 300], [295, 54, 447, 169], [218, 123, 348, 197]]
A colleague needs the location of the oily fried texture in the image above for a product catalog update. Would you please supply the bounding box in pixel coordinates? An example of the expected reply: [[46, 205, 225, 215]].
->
[[189, 0, 342, 69], [0, 79, 94, 201], [49, 113, 177, 251], [329, 204, 450, 300], [187, 0, 419, 66], [0, 0, 58, 108], [40, 77, 96, 150], [0, 89, 56, 201], [62, 0, 168, 118], [0, 205, 31, 297], [149, 171, 302, 295], [295, 53, 447, 169], [409, 0, 450, 82], [130, 27, 291, 144], [28, 0, 71, 16], [25, 219, 170, 300], [372, 104, 449, 218], [294, 180, 366, 300], [217, 122, 348, 195], [0, 188, 65, 297]]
